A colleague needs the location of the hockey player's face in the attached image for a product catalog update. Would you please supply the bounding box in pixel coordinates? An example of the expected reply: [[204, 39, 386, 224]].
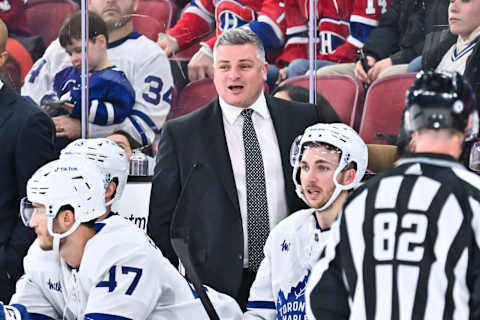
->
[[90, 0, 137, 31], [299, 146, 341, 209], [449, 0, 480, 39], [29, 203, 54, 250], [213, 43, 268, 108]]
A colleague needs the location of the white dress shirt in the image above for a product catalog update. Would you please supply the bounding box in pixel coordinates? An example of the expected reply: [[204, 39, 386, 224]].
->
[[219, 93, 289, 267]]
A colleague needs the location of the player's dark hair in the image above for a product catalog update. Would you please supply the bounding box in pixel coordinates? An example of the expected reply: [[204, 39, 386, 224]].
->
[[271, 84, 334, 116], [112, 130, 141, 150], [59, 11, 109, 48]]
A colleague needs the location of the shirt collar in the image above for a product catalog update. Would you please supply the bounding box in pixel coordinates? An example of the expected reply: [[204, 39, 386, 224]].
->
[[219, 92, 269, 125], [457, 26, 480, 52]]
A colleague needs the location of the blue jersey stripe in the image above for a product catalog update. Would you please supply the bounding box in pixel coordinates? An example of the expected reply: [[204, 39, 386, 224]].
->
[[84, 313, 132, 320], [247, 300, 276, 309]]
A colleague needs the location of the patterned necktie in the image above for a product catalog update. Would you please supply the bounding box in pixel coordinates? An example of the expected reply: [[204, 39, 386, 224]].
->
[[241, 108, 270, 272]]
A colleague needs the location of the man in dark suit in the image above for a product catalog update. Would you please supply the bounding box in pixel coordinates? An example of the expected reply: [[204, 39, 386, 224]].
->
[[148, 28, 340, 309], [0, 19, 55, 302]]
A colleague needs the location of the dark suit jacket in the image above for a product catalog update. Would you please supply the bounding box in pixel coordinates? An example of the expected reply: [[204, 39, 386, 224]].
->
[[148, 95, 340, 299], [0, 84, 55, 301]]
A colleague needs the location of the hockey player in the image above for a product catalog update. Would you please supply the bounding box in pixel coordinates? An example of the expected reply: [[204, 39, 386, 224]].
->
[[157, 0, 285, 81], [15, 158, 243, 319], [306, 71, 480, 319], [10, 138, 129, 314], [42, 11, 135, 133], [244, 123, 368, 319], [21, 0, 173, 147]]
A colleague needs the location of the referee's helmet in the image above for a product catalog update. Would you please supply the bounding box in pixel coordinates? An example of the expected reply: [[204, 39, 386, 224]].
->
[[404, 70, 478, 140]]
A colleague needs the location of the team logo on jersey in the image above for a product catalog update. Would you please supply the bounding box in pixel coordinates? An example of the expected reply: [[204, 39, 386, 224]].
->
[[276, 271, 311, 320], [216, 1, 255, 32], [281, 240, 290, 252], [47, 278, 62, 292]]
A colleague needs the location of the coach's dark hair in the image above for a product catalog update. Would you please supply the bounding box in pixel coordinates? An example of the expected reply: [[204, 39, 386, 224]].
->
[[213, 28, 265, 63], [59, 11, 109, 48]]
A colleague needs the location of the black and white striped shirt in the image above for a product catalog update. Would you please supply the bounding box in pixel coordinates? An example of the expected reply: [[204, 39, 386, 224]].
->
[[307, 153, 480, 320]]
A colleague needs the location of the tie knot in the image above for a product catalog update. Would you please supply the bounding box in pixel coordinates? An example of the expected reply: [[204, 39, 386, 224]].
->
[[241, 108, 254, 119]]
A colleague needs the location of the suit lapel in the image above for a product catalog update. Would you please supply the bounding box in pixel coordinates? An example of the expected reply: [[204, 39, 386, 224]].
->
[[201, 99, 241, 214]]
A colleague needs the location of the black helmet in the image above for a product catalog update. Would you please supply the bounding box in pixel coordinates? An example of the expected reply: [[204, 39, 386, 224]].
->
[[404, 70, 478, 140]]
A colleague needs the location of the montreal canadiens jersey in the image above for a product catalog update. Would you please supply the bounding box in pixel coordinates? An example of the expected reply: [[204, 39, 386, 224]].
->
[[48, 66, 135, 127], [21, 33, 173, 146], [244, 209, 330, 320], [168, 0, 285, 51], [12, 215, 243, 319], [276, 0, 390, 65]]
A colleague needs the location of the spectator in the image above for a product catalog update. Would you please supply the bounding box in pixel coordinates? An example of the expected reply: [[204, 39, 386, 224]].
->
[[270, 0, 390, 84], [22, 0, 173, 148], [41, 11, 136, 153], [15, 158, 243, 318], [148, 28, 340, 310], [244, 123, 367, 319], [422, 0, 480, 110], [158, 0, 285, 82], [0, 18, 55, 303], [316, 0, 447, 84], [306, 71, 480, 319]]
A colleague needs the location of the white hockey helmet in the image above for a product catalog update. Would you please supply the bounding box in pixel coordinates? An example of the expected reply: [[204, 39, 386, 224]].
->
[[60, 138, 129, 206], [20, 158, 106, 239], [290, 123, 368, 210]]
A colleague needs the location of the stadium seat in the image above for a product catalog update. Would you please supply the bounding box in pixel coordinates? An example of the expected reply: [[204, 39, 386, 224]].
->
[[279, 75, 365, 129], [358, 73, 417, 144], [133, 0, 177, 41], [168, 79, 270, 119], [168, 78, 217, 119], [24, 0, 79, 47]]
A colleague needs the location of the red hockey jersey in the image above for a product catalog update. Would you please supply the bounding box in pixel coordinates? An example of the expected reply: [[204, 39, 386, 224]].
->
[[167, 0, 284, 50], [276, 0, 389, 65]]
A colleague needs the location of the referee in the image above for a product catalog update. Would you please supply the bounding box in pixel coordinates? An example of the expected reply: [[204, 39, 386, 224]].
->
[[306, 71, 480, 320]]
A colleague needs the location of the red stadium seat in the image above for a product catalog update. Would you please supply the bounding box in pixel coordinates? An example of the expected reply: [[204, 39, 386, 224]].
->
[[280, 75, 365, 129], [169, 79, 270, 119], [168, 78, 217, 119], [133, 0, 177, 41], [358, 73, 417, 144], [24, 0, 79, 47]]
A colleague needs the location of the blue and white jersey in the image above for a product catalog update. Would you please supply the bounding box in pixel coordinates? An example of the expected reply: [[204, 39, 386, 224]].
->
[[51, 66, 135, 126], [12, 215, 242, 319], [22, 32, 173, 146], [244, 209, 330, 320]]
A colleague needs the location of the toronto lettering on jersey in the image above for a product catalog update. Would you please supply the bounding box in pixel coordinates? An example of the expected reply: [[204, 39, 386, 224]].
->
[[276, 272, 310, 320]]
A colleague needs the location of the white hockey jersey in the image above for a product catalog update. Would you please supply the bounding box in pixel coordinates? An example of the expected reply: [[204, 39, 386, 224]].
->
[[21, 33, 173, 146], [11, 215, 243, 319], [244, 209, 330, 320]]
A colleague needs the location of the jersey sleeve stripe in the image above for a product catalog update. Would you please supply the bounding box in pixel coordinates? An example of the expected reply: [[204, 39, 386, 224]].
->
[[105, 101, 115, 125], [247, 300, 276, 309], [131, 110, 160, 133]]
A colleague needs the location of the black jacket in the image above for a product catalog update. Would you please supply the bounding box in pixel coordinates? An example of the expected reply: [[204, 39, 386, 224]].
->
[[0, 84, 55, 302], [363, 0, 448, 65]]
